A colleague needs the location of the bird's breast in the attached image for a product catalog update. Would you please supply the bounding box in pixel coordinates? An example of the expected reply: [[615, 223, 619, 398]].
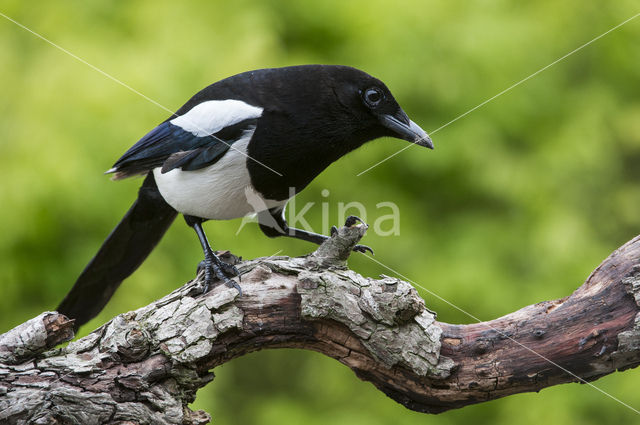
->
[[153, 136, 286, 220]]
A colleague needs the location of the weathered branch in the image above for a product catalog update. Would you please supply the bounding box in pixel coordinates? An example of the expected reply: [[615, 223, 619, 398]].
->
[[2, 223, 640, 424]]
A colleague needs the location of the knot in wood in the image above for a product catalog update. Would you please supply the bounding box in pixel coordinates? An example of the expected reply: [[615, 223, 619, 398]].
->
[[99, 316, 150, 362], [119, 328, 150, 361]]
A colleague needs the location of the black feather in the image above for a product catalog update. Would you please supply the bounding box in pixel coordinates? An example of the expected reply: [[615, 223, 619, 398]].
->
[[111, 119, 257, 178], [57, 174, 177, 329]]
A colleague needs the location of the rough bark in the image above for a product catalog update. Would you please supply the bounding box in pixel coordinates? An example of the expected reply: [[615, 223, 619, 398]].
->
[[2, 223, 640, 424]]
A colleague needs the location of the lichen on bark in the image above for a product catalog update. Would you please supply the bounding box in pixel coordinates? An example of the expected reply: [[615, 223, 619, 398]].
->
[[298, 269, 452, 377], [0, 282, 243, 424], [612, 265, 640, 369]]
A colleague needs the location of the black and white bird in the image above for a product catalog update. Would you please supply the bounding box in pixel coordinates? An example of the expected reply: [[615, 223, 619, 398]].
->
[[57, 65, 433, 328]]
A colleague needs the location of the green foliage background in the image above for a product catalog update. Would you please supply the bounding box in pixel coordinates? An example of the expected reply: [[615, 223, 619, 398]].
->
[[2, 1, 640, 423]]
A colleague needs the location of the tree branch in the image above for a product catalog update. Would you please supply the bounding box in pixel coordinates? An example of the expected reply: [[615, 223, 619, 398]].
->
[[2, 223, 640, 424]]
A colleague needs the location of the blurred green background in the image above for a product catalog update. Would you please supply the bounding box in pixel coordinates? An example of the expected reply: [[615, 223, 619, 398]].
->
[[2, 0, 640, 423]]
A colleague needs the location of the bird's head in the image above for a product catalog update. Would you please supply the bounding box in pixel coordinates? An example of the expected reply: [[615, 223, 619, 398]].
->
[[227, 65, 432, 152], [323, 65, 433, 149]]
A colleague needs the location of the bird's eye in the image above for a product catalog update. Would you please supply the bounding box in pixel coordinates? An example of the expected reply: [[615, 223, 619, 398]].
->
[[363, 87, 384, 107]]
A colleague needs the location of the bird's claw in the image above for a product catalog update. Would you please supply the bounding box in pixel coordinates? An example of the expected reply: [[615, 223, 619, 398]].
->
[[344, 215, 364, 227], [353, 244, 374, 255], [225, 278, 243, 296]]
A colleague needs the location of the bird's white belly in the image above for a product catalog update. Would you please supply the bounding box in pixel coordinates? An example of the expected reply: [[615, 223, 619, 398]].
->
[[153, 138, 286, 220]]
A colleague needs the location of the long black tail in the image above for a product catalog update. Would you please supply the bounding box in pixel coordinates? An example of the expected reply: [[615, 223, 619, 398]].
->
[[57, 173, 177, 329]]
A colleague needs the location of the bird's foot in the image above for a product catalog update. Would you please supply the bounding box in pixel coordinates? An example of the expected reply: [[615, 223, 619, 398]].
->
[[330, 216, 374, 255], [197, 252, 242, 295]]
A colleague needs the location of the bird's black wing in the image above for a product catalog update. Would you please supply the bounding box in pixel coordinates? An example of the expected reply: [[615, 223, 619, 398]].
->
[[109, 118, 257, 180]]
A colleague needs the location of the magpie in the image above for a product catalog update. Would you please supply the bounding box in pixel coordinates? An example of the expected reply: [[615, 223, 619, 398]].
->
[[57, 65, 433, 329]]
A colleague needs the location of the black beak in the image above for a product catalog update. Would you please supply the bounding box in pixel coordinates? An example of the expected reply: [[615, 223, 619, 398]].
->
[[380, 113, 433, 149]]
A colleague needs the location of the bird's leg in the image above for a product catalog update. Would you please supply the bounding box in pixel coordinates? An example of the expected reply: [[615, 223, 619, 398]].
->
[[258, 208, 373, 254], [185, 215, 241, 294]]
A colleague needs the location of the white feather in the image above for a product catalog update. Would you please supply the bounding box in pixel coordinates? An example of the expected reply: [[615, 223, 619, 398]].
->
[[153, 133, 286, 220], [170, 99, 263, 137]]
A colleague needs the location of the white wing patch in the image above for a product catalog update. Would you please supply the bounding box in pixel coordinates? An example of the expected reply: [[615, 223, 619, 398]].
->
[[170, 99, 263, 137]]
